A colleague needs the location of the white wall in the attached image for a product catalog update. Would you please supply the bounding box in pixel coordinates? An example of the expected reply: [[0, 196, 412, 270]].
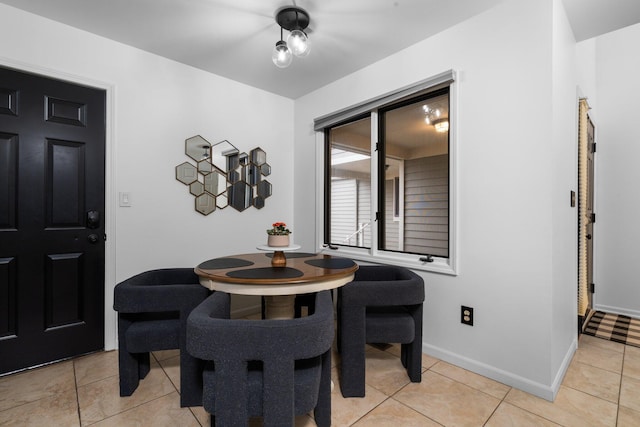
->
[[0, 3, 295, 348], [0, 0, 585, 399], [590, 23, 640, 318], [550, 0, 579, 386], [295, 0, 576, 399]]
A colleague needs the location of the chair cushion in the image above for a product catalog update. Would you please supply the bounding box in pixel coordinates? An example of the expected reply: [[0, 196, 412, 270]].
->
[[202, 356, 322, 416], [365, 307, 415, 344], [125, 314, 180, 352]]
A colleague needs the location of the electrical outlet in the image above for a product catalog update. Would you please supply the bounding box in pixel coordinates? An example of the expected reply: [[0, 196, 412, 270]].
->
[[461, 306, 474, 326]]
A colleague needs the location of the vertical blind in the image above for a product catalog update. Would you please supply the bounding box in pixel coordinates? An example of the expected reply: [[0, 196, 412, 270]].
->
[[577, 98, 590, 318]]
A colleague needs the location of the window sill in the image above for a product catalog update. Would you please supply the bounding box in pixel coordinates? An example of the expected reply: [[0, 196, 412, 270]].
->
[[319, 246, 457, 276]]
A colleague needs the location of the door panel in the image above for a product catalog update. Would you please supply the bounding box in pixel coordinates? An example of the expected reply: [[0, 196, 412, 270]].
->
[[0, 257, 17, 339], [48, 139, 85, 226], [0, 133, 17, 228], [0, 66, 105, 374]]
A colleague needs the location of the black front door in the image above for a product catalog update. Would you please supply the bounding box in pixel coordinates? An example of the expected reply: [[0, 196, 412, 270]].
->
[[0, 66, 106, 374]]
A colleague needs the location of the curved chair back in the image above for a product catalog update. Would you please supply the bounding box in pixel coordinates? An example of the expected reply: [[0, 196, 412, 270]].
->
[[113, 268, 210, 407], [338, 265, 424, 397], [187, 290, 334, 427]]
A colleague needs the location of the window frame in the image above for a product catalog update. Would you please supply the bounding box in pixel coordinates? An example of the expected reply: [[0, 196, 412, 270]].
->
[[315, 72, 458, 275]]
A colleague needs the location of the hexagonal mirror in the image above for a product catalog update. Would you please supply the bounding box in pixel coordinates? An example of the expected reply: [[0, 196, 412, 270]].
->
[[186, 135, 211, 162], [227, 153, 240, 172], [195, 193, 216, 215], [250, 147, 266, 165], [176, 162, 198, 185], [217, 193, 228, 209], [211, 140, 238, 172], [256, 181, 271, 199], [177, 137, 272, 214], [253, 196, 265, 209], [228, 181, 252, 212], [198, 159, 213, 175], [228, 169, 240, 184], [257, 180, 272, 198], [244, 164, 261, 186], [189, 181, 204, 196], [204, 170, 227, 196]]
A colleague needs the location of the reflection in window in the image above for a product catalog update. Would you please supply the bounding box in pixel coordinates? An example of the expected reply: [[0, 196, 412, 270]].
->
[[324, 87, 450, 259], [327, 117, 371, 248], [380, 90, 449, 257]]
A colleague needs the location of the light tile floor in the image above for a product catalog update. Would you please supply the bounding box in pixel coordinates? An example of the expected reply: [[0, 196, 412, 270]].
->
[[1, 334, 639, 426]]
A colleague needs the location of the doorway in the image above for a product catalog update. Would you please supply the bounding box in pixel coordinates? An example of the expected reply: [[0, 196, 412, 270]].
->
[[578, 98, 595, 333], [0, 66, 106, 374]]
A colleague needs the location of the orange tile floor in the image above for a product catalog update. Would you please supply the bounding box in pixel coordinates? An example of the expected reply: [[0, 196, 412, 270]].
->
[[1, 333, 639, 426]]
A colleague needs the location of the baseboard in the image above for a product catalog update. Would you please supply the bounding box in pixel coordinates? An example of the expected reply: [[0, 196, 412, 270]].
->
[[422, 338, 577, 401], [594, 304, 640, 320], [549, 337, 577, 400]]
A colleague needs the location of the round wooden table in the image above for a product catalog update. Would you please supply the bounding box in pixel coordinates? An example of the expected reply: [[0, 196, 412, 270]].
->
[[195, 252, 358, 319]]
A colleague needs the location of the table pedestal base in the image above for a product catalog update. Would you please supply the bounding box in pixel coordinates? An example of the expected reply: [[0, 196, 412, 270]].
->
[[264, 295, 295, 319]]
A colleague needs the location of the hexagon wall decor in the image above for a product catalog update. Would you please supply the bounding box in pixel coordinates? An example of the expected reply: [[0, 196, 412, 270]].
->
[[175, 135, 272, 215]]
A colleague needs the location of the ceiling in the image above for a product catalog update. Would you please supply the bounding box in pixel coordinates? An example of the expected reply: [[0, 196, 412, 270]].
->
[[2, 0, 640, 99]]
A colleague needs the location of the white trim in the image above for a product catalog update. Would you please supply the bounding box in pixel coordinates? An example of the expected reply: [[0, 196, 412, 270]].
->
[[397, 162, 405, 249], [594, 304, 640, 320], [370, 111, 380, 253], [314, 69, 455, 130], [0, 56, 118, 351], [320, 246, 456, 275], [423, 337, 577, 401], [315, 131, 325, 251]]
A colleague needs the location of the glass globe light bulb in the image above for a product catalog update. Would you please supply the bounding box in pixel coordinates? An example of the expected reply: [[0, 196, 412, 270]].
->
[[272, 40, 292, 68], [287, 29, 310, 57]]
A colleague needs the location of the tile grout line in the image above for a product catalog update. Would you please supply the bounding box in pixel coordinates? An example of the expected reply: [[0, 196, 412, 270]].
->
[[615, 346, 626, 426], [389, 387, 446, 426], [83, 353, 183, 426], [154, 352, 204, 425], [72, 359, 83, 427]]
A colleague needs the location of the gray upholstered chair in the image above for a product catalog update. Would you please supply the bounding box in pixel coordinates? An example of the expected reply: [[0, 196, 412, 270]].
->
[[113, 268, 210, 407], [187, 290, 334, 427], [337, 265, 425, 397]]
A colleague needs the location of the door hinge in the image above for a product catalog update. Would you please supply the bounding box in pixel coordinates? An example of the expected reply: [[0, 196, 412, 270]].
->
[[592, 142, 597, 153], [375, 142, 380, 151], [375, 212, 380, 221], [589, 283, 595, 293], [590, 213, 596, 223]]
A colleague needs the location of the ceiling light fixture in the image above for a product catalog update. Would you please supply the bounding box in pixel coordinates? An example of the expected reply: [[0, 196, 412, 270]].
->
[[272, 6, 310, 68]]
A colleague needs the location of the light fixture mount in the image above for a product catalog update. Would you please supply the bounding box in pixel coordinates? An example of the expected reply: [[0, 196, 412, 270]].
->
[[275, 6, 310, 32]]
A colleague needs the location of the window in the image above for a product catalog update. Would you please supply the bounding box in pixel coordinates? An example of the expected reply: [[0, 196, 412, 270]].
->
[[316, 71, 456, 274], [326, 116, 371, 248], [379, 89, 450, 258]]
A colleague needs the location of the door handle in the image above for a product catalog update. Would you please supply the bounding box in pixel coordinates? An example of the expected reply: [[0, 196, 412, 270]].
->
[[87, 210, 100, 229], [586, 234, 592, 240]]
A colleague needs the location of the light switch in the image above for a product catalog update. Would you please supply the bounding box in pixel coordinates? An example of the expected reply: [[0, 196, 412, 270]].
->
[[119, 192, 132, 207]]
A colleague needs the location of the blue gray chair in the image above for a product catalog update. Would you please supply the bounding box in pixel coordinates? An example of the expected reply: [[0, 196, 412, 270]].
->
[[337, 265, 425, 397], [187, 290, 334, 427], [113, 268, 210, 407]]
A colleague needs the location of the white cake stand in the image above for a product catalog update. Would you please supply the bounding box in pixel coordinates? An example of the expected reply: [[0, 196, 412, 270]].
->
[[256, 244, 302, 267]]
